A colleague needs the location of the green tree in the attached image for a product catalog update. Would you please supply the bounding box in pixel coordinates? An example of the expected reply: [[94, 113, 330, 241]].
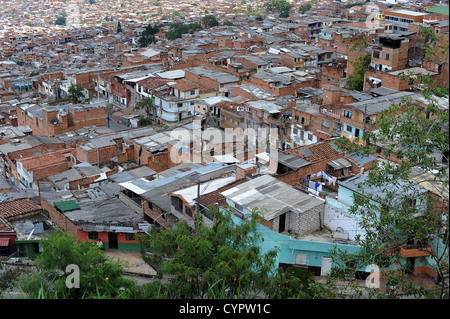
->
[[279, 11, 290, 18], [137, 207, 328, 299], [264, 0, 293, 14], [299, 1, 315, 14], [137, 116, 153, 127], [55, 15, 66, 26], [134, 96, 157, 121], [67, 84, 86, 104], [345, 53, 371, 91], [329, 55, 449, 298], [18, 230, 135, 299], [202, 15, 219, 28], [345, 35, 371, 91], [165, 23, 202, 40], [137, 23, 159, 47]]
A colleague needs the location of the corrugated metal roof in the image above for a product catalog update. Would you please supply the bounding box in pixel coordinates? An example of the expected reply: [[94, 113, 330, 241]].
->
[[328, 158, 352, 169]]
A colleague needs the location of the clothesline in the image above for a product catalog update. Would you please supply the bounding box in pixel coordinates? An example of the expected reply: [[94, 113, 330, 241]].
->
[[301, 170, 340, 192]]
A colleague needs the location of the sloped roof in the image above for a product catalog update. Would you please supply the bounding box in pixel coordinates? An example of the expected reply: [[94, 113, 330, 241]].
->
[[0, 198, 42, 221]]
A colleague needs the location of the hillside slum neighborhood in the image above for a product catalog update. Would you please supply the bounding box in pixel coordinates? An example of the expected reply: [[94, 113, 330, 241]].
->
[[0, 0, 449, 283]]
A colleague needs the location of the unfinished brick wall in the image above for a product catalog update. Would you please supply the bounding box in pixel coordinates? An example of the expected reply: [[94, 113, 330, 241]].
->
[[320, 60, 346, 88], [16, 105, 106, 136], [41, 199, 78, 236], [31, 161, 70, 181], [142, 199, 177, 228]]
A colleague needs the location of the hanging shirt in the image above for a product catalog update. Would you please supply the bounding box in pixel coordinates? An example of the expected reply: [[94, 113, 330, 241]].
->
[[317, 184, 323, 192]]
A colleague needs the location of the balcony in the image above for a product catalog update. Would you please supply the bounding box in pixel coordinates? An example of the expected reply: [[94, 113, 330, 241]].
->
[[400, 244, 432, 258], [321, 108, 340, 120]]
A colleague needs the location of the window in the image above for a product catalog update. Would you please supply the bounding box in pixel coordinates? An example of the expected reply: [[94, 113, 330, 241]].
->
[[125, 233, 135, 241], [322, 120, 330, 128], [190, 90, 195, 95], [294, 114, 299, 121], [346, 124, 353, 133], [295, 253, 307, 266], [385, 53, 390, 60], [88, 232, 98, 240], [293, 127, 299, 135], [309, 119, 314, 127], [344, 110, 352, 119], [373, 51, 380, 59], [185, 206, 193, 217], [307, 133, 313, 141], [171, 196, 183, 212], [148, 202, 153, 211]]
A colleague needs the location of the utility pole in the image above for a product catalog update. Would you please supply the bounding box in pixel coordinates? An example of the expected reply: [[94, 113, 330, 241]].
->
[[196, 179, 201, 214], [363, 103, 367, 146]]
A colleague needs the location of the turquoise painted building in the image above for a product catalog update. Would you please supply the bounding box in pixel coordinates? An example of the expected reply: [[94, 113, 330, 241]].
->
[[229, 211, 361, 276]]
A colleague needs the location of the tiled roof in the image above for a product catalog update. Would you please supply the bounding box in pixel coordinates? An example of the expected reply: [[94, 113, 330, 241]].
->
[[169, 79, 199, 92], [0, 197, 42, 221], [136, 77, 171, 90], [285, 140, 342, 163], [0, 217, 14, 232]]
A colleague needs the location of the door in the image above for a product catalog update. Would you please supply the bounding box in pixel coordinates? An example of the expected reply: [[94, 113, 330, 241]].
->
[[320, 257, 332, 276], [108, 232, 118, 249], [295, 253, 307, 266], [278, 213, 286, 233]]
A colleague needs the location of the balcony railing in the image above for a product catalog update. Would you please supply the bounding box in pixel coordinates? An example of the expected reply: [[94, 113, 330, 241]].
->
[[321, 108, 340, 120]]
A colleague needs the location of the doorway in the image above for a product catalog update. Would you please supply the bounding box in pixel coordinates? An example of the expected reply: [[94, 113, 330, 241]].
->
[[108, 232, 118, 249], [278, 213, 286, 233], [320, 257, 332, 276]]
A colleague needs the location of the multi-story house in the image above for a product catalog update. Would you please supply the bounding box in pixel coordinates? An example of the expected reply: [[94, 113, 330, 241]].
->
[[15, 101, 106, 136], [136, 78, 200, 122], [244, 98, 294, 151], [290, 101, 321, 147], [384, 9, 426, 33]]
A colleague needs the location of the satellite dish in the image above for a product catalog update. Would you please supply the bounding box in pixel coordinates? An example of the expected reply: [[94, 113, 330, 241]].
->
[[336, 227, 344, 233]]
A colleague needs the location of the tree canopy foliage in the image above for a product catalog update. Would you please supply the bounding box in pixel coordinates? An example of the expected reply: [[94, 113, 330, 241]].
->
[[202, 15, 219, 28], [137, 23, 159, 47], [18, 230, 135, 299], [67, 84, 86, 104], [330, 28, 449, 298], [137, 207, 334, 298], [264, 0, 293, 14], [54, 15, 66, 26], [165, 23, 202, 40]]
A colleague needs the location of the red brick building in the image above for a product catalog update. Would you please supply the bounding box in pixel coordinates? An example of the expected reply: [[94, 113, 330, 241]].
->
[[16, 102, 106, 136]]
